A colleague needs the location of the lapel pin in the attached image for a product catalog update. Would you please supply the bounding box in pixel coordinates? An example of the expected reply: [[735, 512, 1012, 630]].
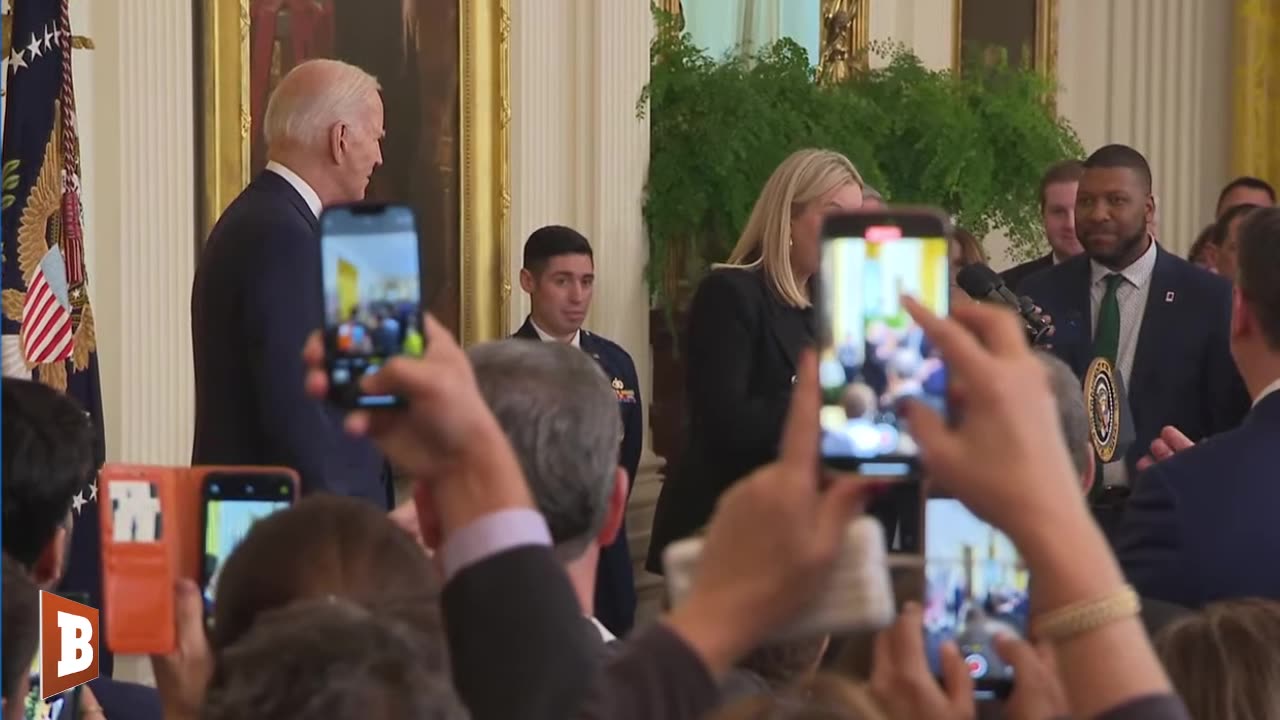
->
[[1165, 291, 1175, 303]]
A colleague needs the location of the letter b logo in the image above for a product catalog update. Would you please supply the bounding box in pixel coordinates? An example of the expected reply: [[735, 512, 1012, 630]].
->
[[39, 592, 99, 699]]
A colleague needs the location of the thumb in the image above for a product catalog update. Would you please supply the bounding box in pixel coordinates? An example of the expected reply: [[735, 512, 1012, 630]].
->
[[813, 479, 870, 557], [903, 399, 959, 476], [939, 640, 976, 710], [175, 578, 207, 652]]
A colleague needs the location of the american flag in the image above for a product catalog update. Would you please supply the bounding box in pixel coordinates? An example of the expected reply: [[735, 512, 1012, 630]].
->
[[20, 244, 74, 365], [3, 0, 110, 675]]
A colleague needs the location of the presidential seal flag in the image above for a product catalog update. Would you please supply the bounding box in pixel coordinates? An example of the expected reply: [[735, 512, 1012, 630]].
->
[[2, 0, 110, 674]]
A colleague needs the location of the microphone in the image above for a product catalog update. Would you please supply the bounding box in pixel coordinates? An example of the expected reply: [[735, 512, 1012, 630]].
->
[[956, 263, 1053, 344]]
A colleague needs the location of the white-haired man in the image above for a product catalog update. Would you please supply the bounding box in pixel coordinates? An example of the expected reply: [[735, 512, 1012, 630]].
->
[[191, 59, 392, 506]]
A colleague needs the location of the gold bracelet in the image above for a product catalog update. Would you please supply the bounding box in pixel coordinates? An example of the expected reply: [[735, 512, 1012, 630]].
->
[[1033, 585, 1141, 643]]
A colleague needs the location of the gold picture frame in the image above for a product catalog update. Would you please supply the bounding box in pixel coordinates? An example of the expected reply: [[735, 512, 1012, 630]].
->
[[196, 0, 511, 345], [952, 0, 1058, 79]]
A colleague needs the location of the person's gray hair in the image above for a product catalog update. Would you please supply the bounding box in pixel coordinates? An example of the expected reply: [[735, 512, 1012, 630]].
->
[[468, 340, 622, 561], [1036, 350, 1092, 479], [263, 59, 381, 149]]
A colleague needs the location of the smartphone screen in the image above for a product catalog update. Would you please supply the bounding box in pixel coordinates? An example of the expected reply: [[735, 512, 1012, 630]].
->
[[320, 203, 425, 408], [924, 497, 1029, 694], [200, 474, 295, 624], [818, 216, 949, 474]]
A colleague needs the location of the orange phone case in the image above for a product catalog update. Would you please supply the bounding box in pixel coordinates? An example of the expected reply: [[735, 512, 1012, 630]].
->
[[99, 465, 299, 655]]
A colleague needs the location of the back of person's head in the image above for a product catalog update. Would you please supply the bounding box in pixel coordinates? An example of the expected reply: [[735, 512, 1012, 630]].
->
[[1214, 203, 1263, 247], [522, 225, 593, 275], [841, 383, 876, 420], [468, 340, 623, 561], [709, 673, 888, 720], [723, 149, 864, 307], [1083, 144, 1153, 193], [1188, 223, 1218, 266], [1235, 207, 1280, 349], [1, 379, 94, 575], [263, 59, 381, 150], [737, 636, 831, 691], [951, 228, 987, 266], [1217, 176, 1276, 217], [2, 554, 39, 714], [1155, 599, 1280, 720], [210, 495, 438, 652], [204, 598, 464, 720], [1035, 351, 1092, 483]]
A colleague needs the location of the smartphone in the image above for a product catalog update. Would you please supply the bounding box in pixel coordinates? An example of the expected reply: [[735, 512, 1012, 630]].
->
[[817, 209, 951, 475], [923, 495, 1029, 697], [27, 593, 85, 720], [200, 472, 295, 625], [663, 516, 895, 642], [319, 203, 426, 409]]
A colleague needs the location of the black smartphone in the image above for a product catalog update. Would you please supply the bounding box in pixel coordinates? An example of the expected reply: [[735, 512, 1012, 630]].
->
[[199, 472, 295, 626], [817, 209, 951, 475], [26, 592, 86, 720], [923, 495, 1029, 698], [319, 203, 426, 409]]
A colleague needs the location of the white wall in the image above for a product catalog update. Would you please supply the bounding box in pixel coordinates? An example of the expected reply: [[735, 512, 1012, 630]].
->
[[869, 0, 954, 70]]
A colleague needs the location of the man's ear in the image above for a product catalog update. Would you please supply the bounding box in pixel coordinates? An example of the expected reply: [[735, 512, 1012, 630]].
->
[[519, 268, 536, 295], [328, 122, 347, 165], [596, 468, 628, 547], [32, 525, 69, 589], [1231, 286, 1250, 342]]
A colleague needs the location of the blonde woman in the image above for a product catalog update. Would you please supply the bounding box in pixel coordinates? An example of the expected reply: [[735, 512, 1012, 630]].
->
[[646, 149, 864, 573]]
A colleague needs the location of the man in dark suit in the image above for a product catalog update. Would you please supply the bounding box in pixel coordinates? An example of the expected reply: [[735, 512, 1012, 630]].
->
[[511, 226, 643, 637], [191, 59, 392, 506], [1021, 145, 1249, 535], [1001, 159, 1085, 292], [1118, 208, 1280, 608]]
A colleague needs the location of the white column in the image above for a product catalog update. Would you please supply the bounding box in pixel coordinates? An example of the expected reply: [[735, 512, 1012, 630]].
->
[[510, 0, 665, 622], [1057, 0, 1231, 254], [74, 0, 196, 684]]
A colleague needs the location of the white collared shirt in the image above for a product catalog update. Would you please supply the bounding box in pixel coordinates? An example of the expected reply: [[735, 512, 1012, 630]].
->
[[588, 616, 616, 643], [1089, 237, 1158, 487], [1253, 377, 1280, 407], [531, 318, 581, 348], [265, 160, 322, 219]]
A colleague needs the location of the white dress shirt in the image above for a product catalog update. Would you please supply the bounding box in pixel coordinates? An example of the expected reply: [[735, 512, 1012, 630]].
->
[[530, 318, 581, 348], [1090, 237, 1158, 486], [588, 615, 617, 643], [265, 160, 322, 219], [1253, 377, 1280, 408]]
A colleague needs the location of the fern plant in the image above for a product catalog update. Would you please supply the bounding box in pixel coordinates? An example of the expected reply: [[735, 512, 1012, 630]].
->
[[640, 16, 1083, 312]]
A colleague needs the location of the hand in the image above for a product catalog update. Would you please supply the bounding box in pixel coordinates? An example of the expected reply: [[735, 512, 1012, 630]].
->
[[665, 352, 872, 673], [303, 314, 503, 477], [901, 297, 1084, 543], [996, 634, 1068, 720], [150, 579, 213, 720], [870, 602, 975, 720], [1135, 425, 1194, 473]]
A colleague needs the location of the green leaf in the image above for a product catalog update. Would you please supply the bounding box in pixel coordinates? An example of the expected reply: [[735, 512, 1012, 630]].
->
[[642, 16, 1083, 308], [1, 195, 13, 210], [2, 174, 17, 190], [2, 159, 19, 175]]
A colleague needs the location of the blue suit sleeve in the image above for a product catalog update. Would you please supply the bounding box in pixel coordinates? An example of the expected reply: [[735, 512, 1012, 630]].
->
[[1116, 463, 1192, 607], [241, 222, 345, 495]]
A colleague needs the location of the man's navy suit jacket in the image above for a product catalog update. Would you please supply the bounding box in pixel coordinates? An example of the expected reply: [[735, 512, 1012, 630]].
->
[[1117, 392, 1280, 607], [1019, 245, 1249, 478], [191, 171, 389, 507]]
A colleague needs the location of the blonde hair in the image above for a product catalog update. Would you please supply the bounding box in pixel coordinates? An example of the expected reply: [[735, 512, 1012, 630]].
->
[[264, 59, 381, 149], [719, 149, 864, 308], [709, 673, 889, 720], [1155, 599, 1280, 720]]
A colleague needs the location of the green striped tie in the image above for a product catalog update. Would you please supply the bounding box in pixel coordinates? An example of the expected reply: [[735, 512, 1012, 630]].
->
[[1094, 274, 1124, 364]]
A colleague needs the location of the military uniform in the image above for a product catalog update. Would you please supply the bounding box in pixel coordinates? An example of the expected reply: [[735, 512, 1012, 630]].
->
[[514, 317, 642, 636]]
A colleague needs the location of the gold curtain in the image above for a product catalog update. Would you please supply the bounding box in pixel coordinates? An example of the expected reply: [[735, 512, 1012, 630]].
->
[[1233, 0, 1280, 182]]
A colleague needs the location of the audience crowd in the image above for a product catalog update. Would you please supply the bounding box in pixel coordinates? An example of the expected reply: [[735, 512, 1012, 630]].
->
[[5, 58, 1280, 720]]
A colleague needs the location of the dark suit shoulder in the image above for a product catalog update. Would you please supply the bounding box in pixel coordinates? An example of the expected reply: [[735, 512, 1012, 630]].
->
[[1019, 253, 1088, 294], [1160, 249, 1232, 299], [697, 266, 769, 303], [582, 330, 635, 365]]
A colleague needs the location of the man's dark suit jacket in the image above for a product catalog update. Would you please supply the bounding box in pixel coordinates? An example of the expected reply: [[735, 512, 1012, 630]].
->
[[1020, 246, 1249, 478], [513, 318, 642, 636], [1000, 253, 1054, 293], [646, 267, 814, 573], [191, 171, 389, 507], [1117, 392, 1280, 608]]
